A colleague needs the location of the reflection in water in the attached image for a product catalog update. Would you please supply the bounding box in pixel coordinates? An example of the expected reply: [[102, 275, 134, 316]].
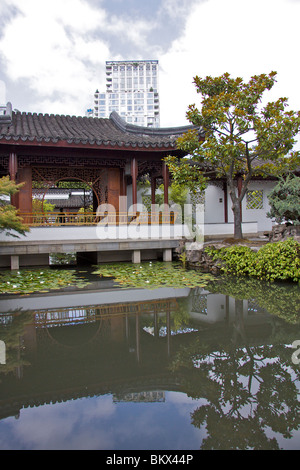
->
[[0, 278, 299, 450]]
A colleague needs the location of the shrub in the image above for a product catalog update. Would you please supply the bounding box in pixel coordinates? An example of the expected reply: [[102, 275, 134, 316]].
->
[[267, 175, 300, 225], [254, 238, 300, 281], [205, 238, 300, 282]]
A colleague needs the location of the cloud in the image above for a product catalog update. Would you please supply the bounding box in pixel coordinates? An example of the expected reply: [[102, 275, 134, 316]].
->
[[0, 0, 206, 116], [4, 395, 117, 450], [0, 0, 299, 126], [160, 0, 208, 19], [158, 0, 300, 126], [0, 81, 6, 103], [0, 0, 110, 114], [0, 0, 193, 114]]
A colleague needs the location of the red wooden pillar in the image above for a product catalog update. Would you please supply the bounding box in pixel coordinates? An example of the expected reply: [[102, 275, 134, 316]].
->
[[151, 176, 156, 205], [162, 162, 169, 205], [9, 152, 18, 208], [119, 168, 127, 218], [107, 168, 120, 212], [17, 167, 32, 223], [131, 157, 138, 207], [120, 168, 127, 198]]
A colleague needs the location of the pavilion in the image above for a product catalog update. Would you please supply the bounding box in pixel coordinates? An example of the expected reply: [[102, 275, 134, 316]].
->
[[1, 102, 291, 271], [0, 102, 201, 221]]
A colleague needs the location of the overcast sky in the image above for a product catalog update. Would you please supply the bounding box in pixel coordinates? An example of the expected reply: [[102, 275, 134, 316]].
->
[[0, 0, 300, 128]]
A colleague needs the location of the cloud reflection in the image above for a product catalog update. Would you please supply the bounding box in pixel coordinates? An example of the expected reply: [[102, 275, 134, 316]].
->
[[0, 391, 204, 450]]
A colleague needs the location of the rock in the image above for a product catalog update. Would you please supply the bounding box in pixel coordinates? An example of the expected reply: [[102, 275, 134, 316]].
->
[[269, 223, 300, 242], [184, 242, 224, 274], [186, 250, 202, 263], [174, 240, 185, 254], [185, 241, 204, 251]]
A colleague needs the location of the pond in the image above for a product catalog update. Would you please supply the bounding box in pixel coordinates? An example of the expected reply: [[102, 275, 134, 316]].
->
[[0, 262, 299, 451]]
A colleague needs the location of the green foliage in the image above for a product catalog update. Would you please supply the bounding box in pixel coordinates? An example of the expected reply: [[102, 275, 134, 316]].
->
[[205, 238, 300, 282], [0, 268, 90, 295], [165, 71, 300, 238], [0, 176, 29, 237], [78, 204, 93, 213], [156, 182, 189, 209], [32, 198, 55, 213], [178, 251, 187, 268], [164, 154, 208, 195], [139, 175, 189, 216], [207, 275, 300, 324], [93, 261, 215, 289], [267, 174, 300, 224]]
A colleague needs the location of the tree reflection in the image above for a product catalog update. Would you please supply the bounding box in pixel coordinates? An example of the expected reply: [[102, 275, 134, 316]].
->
[[207, 275, 300, 324], [0, 310, 32, 376], [170, 293, 300, 450]]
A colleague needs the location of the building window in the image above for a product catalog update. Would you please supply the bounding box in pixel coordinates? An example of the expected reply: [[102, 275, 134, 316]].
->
[[246, 190, 264, 209]]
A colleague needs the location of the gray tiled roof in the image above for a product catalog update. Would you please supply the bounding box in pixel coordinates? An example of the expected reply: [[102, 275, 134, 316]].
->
[[0, 103, 200, 150]]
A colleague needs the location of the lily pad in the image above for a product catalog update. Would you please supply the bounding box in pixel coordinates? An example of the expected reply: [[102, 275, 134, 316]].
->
[[93, 261, 216, 289], [0, 268, 90, 295]]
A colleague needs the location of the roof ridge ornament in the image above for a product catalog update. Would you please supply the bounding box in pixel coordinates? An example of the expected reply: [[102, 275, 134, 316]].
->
[[109, 110, 199, 137], [0, 102, 12, 125]]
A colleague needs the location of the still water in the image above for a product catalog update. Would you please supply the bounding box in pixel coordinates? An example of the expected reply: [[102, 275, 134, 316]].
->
[[0, 267, 299, 450]]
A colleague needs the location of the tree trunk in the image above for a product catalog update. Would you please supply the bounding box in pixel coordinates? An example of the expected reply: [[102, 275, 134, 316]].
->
[[232, 200, 243, 239]]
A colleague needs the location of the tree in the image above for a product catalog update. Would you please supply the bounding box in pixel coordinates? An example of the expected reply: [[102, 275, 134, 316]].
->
[[0, 176, 29, 237], [32, 198, 55, 213], [139, 175, 188, 215], [267, 174, 300, 225], [165, 72, 300, 238], [156, 181, 188, 211]]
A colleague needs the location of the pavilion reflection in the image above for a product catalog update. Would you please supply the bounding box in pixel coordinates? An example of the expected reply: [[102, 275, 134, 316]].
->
[[0, 286, 274, 420]]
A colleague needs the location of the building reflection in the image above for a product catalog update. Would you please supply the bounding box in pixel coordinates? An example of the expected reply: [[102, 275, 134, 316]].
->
[[0, 286, 277, 420]]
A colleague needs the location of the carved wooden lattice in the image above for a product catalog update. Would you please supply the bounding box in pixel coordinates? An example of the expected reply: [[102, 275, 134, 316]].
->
[[0, 156, 9, 169], [138, 160, 163, 177], [32, 166, 108, 206], [18, 156, 126, 169]]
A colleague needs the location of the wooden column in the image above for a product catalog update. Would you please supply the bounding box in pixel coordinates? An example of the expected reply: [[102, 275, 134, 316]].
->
[[119, 169, 127, 218], [17, 167, 32, 220], [131, 157, 138, 207], [9, 152, 18, 180], [162, 162, 169, 205], [151, 176, 156, 205], [9, 152, 18, 208], [107, 168, 120, 212], [120, 168, 127, 197]]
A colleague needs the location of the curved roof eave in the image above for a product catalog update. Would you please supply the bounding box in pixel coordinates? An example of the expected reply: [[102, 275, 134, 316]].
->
[[0, 103, 204, 151], [109, 111, 204, 138]]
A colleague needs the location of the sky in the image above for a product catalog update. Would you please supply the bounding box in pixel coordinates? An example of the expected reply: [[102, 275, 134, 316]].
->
[[0, 0, 300, 128]]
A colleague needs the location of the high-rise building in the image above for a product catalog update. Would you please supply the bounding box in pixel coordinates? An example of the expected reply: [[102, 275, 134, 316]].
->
[[90, 60, 160, 127]]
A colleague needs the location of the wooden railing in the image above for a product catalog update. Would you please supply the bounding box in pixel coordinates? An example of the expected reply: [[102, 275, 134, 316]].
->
[[33, 298, 179, 327], [20, 211, 178, 227]]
